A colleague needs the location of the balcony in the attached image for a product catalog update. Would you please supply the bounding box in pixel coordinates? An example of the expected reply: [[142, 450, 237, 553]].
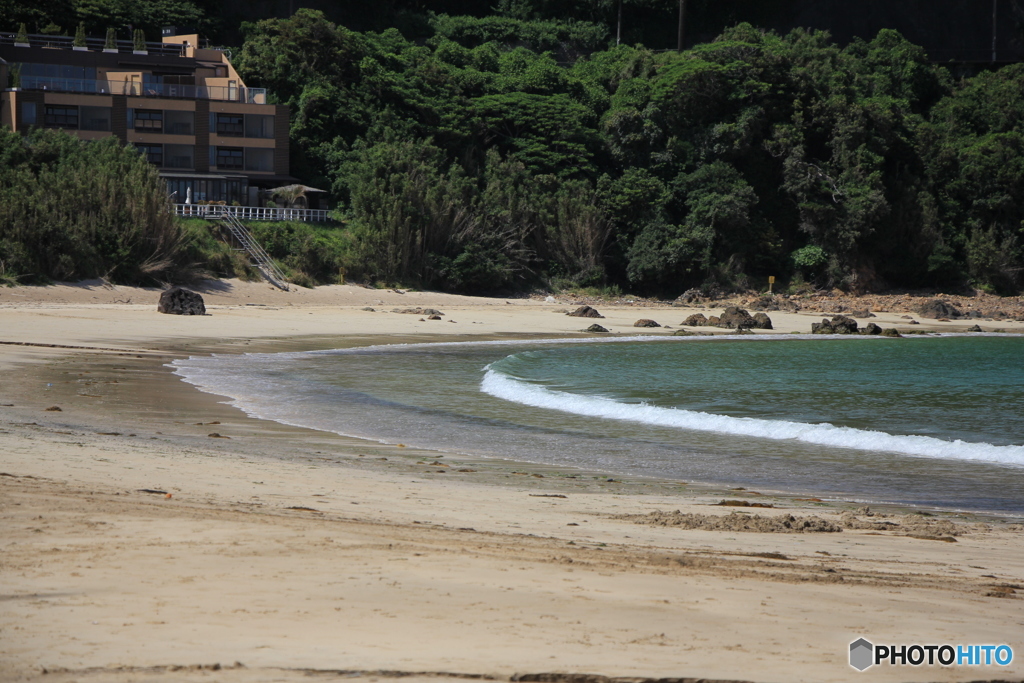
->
[[1, 31, 186, 56], [15, 76, 267, 103]]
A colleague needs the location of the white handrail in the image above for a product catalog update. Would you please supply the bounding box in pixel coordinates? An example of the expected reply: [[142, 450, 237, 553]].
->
[[172, 204, 331, 222]]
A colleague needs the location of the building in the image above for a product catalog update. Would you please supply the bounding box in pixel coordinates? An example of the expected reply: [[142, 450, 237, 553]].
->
[[1, 28, 294, 206]]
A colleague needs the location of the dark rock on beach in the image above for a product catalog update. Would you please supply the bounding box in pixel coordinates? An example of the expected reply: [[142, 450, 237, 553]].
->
[[916, 299, 962, 319], [717, 306, 756, 329], [585, 323, 609, 333], [633, 319, 661, 327], [812, 315, 858, 334], [881, 328, 902, 337], [567, 305, 604, 318], [158, 287, 205, 315], [967, 324, 983, 332], [752, 312, 773, 329], [682, 313, 708, 326], [860, 322, 882, 335]]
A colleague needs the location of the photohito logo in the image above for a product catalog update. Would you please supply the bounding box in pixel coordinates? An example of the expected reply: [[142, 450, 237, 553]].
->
[[849, 639, 1014, 671]]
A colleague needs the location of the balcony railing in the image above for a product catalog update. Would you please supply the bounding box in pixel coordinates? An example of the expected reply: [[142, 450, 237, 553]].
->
[[173, 204, 332, 223], [1, 32, 186, 56], [15, 76, 267, 103]]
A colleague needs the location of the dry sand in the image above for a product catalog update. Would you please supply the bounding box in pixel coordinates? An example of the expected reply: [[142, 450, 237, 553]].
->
[[1, 279, 1023, 683]]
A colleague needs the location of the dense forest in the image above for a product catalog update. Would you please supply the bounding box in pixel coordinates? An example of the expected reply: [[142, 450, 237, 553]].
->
[[2, 2, 1024, 294]]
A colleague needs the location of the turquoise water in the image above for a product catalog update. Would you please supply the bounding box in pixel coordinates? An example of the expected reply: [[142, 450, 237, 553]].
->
[[171, 335, 1024, 514]]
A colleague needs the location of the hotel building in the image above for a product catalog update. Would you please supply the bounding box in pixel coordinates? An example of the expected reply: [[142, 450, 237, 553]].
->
[[1, 28, 294, 206]]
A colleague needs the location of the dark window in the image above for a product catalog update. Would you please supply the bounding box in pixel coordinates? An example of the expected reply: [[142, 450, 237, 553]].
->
[[244, 148, 274, 172], [44, 105, 78, 129], [135, 143, 163, 166], [134, 109, 163, 132], [216, 113, 243, 137], [244, 114, 274, 139], [80, 106, 112, 131], [215, 147, 243, 170]]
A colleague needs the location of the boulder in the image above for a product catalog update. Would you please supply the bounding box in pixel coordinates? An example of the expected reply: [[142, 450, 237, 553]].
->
[[967, 324, 983, 332], [916, 299, 961, 319], [707, 316, 721, 326], [567, 305, 604, 318], [716, 306, 756, 329], [427, 314, 442, 320], [752, 312, 773, 330], [158, 287, 205, 316], [634, 319, 661, 328], [881, 328, 902, 337], [860, 322, 882, 335], [811, 315, 858, 334], [682, 313, 708, 327], [849, 309, 875, 318], [585, 323, 609, 333]]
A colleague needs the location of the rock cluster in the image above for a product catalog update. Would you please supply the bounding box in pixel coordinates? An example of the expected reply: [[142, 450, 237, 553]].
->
[[157, 287, 206, 315], [682, 307, 772, 330], [812, 315, 899, 336]]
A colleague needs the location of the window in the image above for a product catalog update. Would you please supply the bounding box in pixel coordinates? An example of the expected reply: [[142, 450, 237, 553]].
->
[[133, 109, 162, 132], [164, 109, 194, 135], [21, 102, 36, 126], [135, 143, 163, 166], [44, 105, 78, 129], [215, 113, 243, 137], [215, 146, 243, 169], [164, 144, 194, 169], [244, 114, 274, 139], [244, 148, 273, 172], [80, 106, 112, 131]]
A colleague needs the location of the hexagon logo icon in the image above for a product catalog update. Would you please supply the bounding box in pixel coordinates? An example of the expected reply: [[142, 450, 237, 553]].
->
[[850, 638, 874, 671]]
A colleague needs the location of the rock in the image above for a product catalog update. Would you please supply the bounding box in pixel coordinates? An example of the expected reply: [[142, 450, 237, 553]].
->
[[633, 319, 661, 327], [361, 307, 376, 312], [830, 315, 859, 333], [427, 314, 442, 320], [716, 306, 756, 329], [567, 305, 604, 318], [965, 310, 983, 318], [585, 324, 609, 333], [672, 329, 698, 336], [900, 315, 914, 319], [881, 328, 902, 337], [158, 287, 206, 316], [916, 299, 962, 319], [545, 296, 556, 303], [752, 312, 773, 330], [707, 315, 721, 326], [812, 315, 858, 334], [860, 322, 882, 335], [44, 406, 62, 411], [674, 288, 702, 305], [421, 308, 443, 316], [967, 324, 983, 332], [849, 309, 875, 318], [682, 313, 708, 326], [909, 320, 920, 325]]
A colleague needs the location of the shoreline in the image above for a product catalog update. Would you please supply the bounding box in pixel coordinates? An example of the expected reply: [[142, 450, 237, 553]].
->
[[2, 280, 1024, 682]]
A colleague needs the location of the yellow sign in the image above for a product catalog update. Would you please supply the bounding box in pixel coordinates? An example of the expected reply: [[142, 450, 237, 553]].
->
[[768, 276, 776, 284]]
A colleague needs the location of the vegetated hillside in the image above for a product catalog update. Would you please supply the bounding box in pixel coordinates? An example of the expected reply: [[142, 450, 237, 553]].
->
[[233, 11, 1024, 295], [2, 2, 1023, 295]]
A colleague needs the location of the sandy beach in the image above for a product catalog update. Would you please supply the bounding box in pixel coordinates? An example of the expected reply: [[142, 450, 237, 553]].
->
[[2, 279, 1023, 683]]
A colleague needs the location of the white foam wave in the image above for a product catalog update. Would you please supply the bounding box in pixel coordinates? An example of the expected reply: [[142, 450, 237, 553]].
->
[[481, 368, 1024, 467]]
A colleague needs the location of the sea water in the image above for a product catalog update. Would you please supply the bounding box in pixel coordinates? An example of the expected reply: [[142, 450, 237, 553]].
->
[[171, 334, 1024, 514]]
